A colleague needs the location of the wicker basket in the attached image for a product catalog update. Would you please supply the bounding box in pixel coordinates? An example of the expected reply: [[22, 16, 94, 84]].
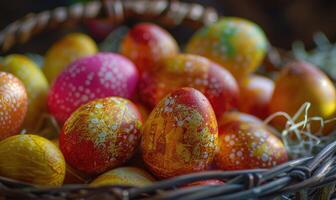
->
[[1, 0, 336, 199]]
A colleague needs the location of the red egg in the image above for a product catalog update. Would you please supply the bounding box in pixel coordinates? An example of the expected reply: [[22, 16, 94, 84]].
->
[[48, 53, 139, 125], [142, 88, 218, 178], [215, 112, 288, 170], [120, 23, 179, 73], [60, 97, 143, 175], [239, 75, 274, 119], [0, 72, 28, 140], [139, 54, 239, 117]]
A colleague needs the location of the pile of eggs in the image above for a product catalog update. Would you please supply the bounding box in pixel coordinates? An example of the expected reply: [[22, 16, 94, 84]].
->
[[0, 17, 335, 187]]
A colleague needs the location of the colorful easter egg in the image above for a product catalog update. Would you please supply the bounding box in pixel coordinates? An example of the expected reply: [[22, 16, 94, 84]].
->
[[0, 134, 65, 186], [43, 33, 98, 83], [239, 75, 274, 119], [48, 53, 139, 125], [142, 88, 218, 178], [60, 97, 143, 175], [270, 61, 336, 133], [1, 54, 49, 130], [186, 17, 268, 81], [0, 72, 28, 140], [139, 54, 239, 116], [120, 23, 179, 73], [90, 167, 155, 187], [215, 112, 288, 170]]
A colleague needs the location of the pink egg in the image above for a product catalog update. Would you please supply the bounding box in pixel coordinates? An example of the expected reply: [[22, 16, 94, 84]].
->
[[48, 53, 139, 125]]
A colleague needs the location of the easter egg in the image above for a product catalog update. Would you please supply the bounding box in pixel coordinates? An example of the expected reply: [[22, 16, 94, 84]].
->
[[0, 134, 65, 186], [120, 23, 179, 73], [60, 97, 143, 175], [0, 72, 28, 140], [90, 167, 155, 187], [142, 87, 218, 178], [43, 33, 98, 83], [215, 112, 288, 170], [186, 17, 268, 81], [139, 54, 239, 116], [48, 53, 139, 125], [270, 61, 336, 133], [1, 54, 49, 130], [239, 75, 274, 119]]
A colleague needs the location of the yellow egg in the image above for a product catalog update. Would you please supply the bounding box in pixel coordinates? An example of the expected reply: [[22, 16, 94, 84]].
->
[[43, 33, 98, 83], [0, 134, 66, 186], [90, 167, 155, 187], [1, 54, 49, 131]]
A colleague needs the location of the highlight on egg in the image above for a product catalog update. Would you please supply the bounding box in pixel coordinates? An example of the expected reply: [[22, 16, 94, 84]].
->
[[0, 134, 66, 186], [0, 72, 28, 140], [215, 112, 288, 170], [48, 52, 139, 125], [142, 87, 218, 178], [186, 17, 268, 81], [139, 54, 239, 117], [120, 23, 179, 73], [60, 97, 143, 175]]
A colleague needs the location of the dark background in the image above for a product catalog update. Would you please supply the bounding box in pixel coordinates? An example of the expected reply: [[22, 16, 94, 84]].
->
[[0, 0, 335, 51]]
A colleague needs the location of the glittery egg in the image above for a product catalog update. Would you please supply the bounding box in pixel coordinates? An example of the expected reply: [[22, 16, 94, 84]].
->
[[270, 61, 336, 133], [139, 54, 239, 117], [90, 167, 155, 187], [0, 134, 65, 186], [1, 54, 49, 130], [48, 52, 139, 125], [43, 33, 98, 83], [215, 112, 288, 170], [0, 72, 28, 140], [186, 17, 268, 81], [239, 75, 274, 119], [142, 87, 218, 178], [120, 23, 179, 73], [60, 97, 143, 175]]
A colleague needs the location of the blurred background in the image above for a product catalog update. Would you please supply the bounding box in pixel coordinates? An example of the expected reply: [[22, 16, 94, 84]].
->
[[0, 0, 335, 50]]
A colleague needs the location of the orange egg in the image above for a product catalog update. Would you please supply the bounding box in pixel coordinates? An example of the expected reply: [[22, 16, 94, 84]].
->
[[215, 112, 288, 170], [239, 75, 274, 119], [0, 72, 28, 140], [142, 88, 218, 178]]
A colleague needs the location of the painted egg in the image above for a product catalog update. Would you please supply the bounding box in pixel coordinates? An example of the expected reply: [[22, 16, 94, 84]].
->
[[120, 23, 179, 73], [1, 54, 49, 131], [0, 72, 28, 140], [90, 167, 155, 187], [215, 112, 288, 170], [48, 52, 139, 125], [60, 97, 143, 175], [0, 134, 65, 186], [186, 17, 268, 81], [142, 87, 218, 178], [270, 61, 336, 133], [239, 75, 274, 119], [139, 54, 239, 117], [43, 33, 98, 83]]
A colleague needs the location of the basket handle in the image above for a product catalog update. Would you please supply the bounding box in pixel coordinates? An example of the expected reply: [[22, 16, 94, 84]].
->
[[0, 0, 218, 52]]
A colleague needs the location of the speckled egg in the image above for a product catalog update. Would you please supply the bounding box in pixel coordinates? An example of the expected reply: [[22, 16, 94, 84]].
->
[[1, 54, 49, 130], [120, 23, 179, 73], [90, 167, 155, 187], [43, 33, 98, 83], [239, 75, 274, 119], [0, 72, 28, 140], [60, 97, 143, 175], [186, 17, 268, 81], [142, 87, 218, 178], [0, 134, 65, 186], [48, 53, 139, 125], [139, 54, 239, 117], [215, 112, 288, 170]]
